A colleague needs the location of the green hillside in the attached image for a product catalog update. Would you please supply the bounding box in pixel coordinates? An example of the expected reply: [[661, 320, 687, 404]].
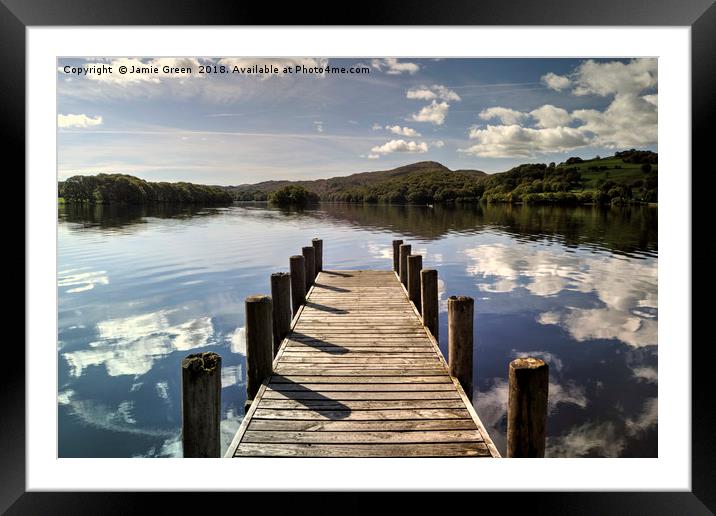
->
[[229, 150, 657, 205], [227, 161, 487, 203]]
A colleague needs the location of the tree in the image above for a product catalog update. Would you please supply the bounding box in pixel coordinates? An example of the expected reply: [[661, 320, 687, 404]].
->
[[269, 185, 319, 206], [641, 163, 652, 174]]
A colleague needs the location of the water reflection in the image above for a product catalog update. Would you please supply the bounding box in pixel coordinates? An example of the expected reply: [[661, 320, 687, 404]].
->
[[58, 202, 657, 458], [63, 310, 214, 377], [465, 243, 657, 348]]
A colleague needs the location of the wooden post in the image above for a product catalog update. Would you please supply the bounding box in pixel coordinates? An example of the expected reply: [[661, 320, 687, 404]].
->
[[302, 246, 316, 291], [399, 243, 411, 287], [181, 352, 221, 457], [421, 269, 438, 340], [289, 255, 306, 315], [507, 357, 549, 458], [270, 272, 291, 356], [448, 296, 474, 401], [407, 254, 423, 314], [245, 295, 273, 408], [392, 239, 403, 273], [312, 238, 323, 274]]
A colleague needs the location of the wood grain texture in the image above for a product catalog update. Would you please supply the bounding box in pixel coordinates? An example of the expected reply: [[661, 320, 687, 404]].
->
[[229, 269, 499, 458]]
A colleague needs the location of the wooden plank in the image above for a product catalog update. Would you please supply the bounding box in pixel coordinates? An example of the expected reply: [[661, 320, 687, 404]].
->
[[277, 357, 443, 364], [268, 375, 454, 384], [247, 419, 478, 432], [283, 346, 435, 353], [242, 429, 484, 444], [256, 399, 467, 410], [234, 442, 490, 457], [266, 382, 457, 391], [273, 368, 449, 376], [261, 390, 461, 400], [251, 408, 473, 421]]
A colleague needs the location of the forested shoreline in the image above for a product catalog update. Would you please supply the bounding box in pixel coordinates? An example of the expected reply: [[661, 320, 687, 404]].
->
[[59, 150, 657, 207], [59, 173, 234, 205]]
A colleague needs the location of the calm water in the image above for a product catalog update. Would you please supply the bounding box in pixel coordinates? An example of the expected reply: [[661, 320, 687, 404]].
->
[[58, 202, 658, 458]]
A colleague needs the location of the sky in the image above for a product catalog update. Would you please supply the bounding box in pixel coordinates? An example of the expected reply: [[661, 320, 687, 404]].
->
[[57, 57, 658, 185]]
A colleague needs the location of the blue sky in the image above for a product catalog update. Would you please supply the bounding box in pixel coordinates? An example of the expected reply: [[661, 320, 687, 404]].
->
[[57, 57, 657, 185]]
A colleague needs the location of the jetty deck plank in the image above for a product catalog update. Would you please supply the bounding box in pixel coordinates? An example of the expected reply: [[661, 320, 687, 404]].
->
[[227, 270, 500, 458]]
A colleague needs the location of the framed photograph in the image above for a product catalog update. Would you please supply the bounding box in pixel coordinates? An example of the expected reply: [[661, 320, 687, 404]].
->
[[7, 0, 713, 511]]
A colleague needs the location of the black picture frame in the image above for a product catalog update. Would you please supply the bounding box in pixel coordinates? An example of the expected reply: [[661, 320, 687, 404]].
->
[[6, 0, 713, 512]]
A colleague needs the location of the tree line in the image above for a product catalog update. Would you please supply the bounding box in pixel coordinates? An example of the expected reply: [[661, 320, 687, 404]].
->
[[59, 174, 234, 205]]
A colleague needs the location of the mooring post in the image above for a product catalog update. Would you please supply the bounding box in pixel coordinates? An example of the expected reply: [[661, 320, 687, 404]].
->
[[289, 255, 306, 315], [448, 295, 474, 401], [302, 246, 316, 291], [421, 269, 439, 340], [507, 357, 549, 458], [270, 272, 291, 356], [245, 295, 273, 411], [407, 254, 423, 314], [392, 239, 403, 273], [312, 238, 323, 274], [399, 243, 411, 287], [181, 352, 221, 457]]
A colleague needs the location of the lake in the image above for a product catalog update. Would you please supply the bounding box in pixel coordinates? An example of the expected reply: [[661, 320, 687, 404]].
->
[[58, 202, 658, 458]]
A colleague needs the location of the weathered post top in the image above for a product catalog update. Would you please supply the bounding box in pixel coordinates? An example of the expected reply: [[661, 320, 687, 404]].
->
[[507, 357, 549, 458], [392, 239, 403, 272], [312, 238, 323, 273], [270, 272, 292, 355], [245, 295, 274, 409], [399, 243, 411, 286], [407, 254, 423, 314], [302, 246, 316, 290], [181, 351, 221, 458], [448, 295, 474, 401], [289, 255, 306, 315], [421, 268, 439, 340]]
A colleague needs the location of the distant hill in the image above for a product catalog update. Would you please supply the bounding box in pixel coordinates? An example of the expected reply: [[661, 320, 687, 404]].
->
[[226, 152, 656, 205], [227, 161, 487, 203]]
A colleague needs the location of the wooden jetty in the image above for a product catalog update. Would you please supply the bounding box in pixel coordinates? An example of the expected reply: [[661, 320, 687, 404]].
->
[[225, 267, 501, 458], [183, 238, 548, 458]]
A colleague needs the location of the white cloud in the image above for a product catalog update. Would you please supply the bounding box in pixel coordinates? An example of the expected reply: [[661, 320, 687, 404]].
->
[[406, 84, 461, 102], [367, 154, 380, 159], [62, 310, 214, 377], [464, 243, 658, 348], [479, 106, 528, 125], [432, 140, 445, 148], [58, 267, 108, 291], [58, 114, 103, 129], [230, 326, 246, 354], [643, 94, 658, 106], [469, 59, 658, 156], [572, 93, 657, 148], [571, 58, 657, 97], [371, 58, 419, 75], [370, 139, 428, 155], [547, 397, 657, 457], [529, 104, 572, 129], [385, 125, 421, 137], [314, 121, 324, 133], [410, 100, 450, 125], [221, 365, 244, 388], [631, 366, 658, 383], [371, 123, 382, 131], [542, 72, 571, 91], [461, 124, 589, 158]]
